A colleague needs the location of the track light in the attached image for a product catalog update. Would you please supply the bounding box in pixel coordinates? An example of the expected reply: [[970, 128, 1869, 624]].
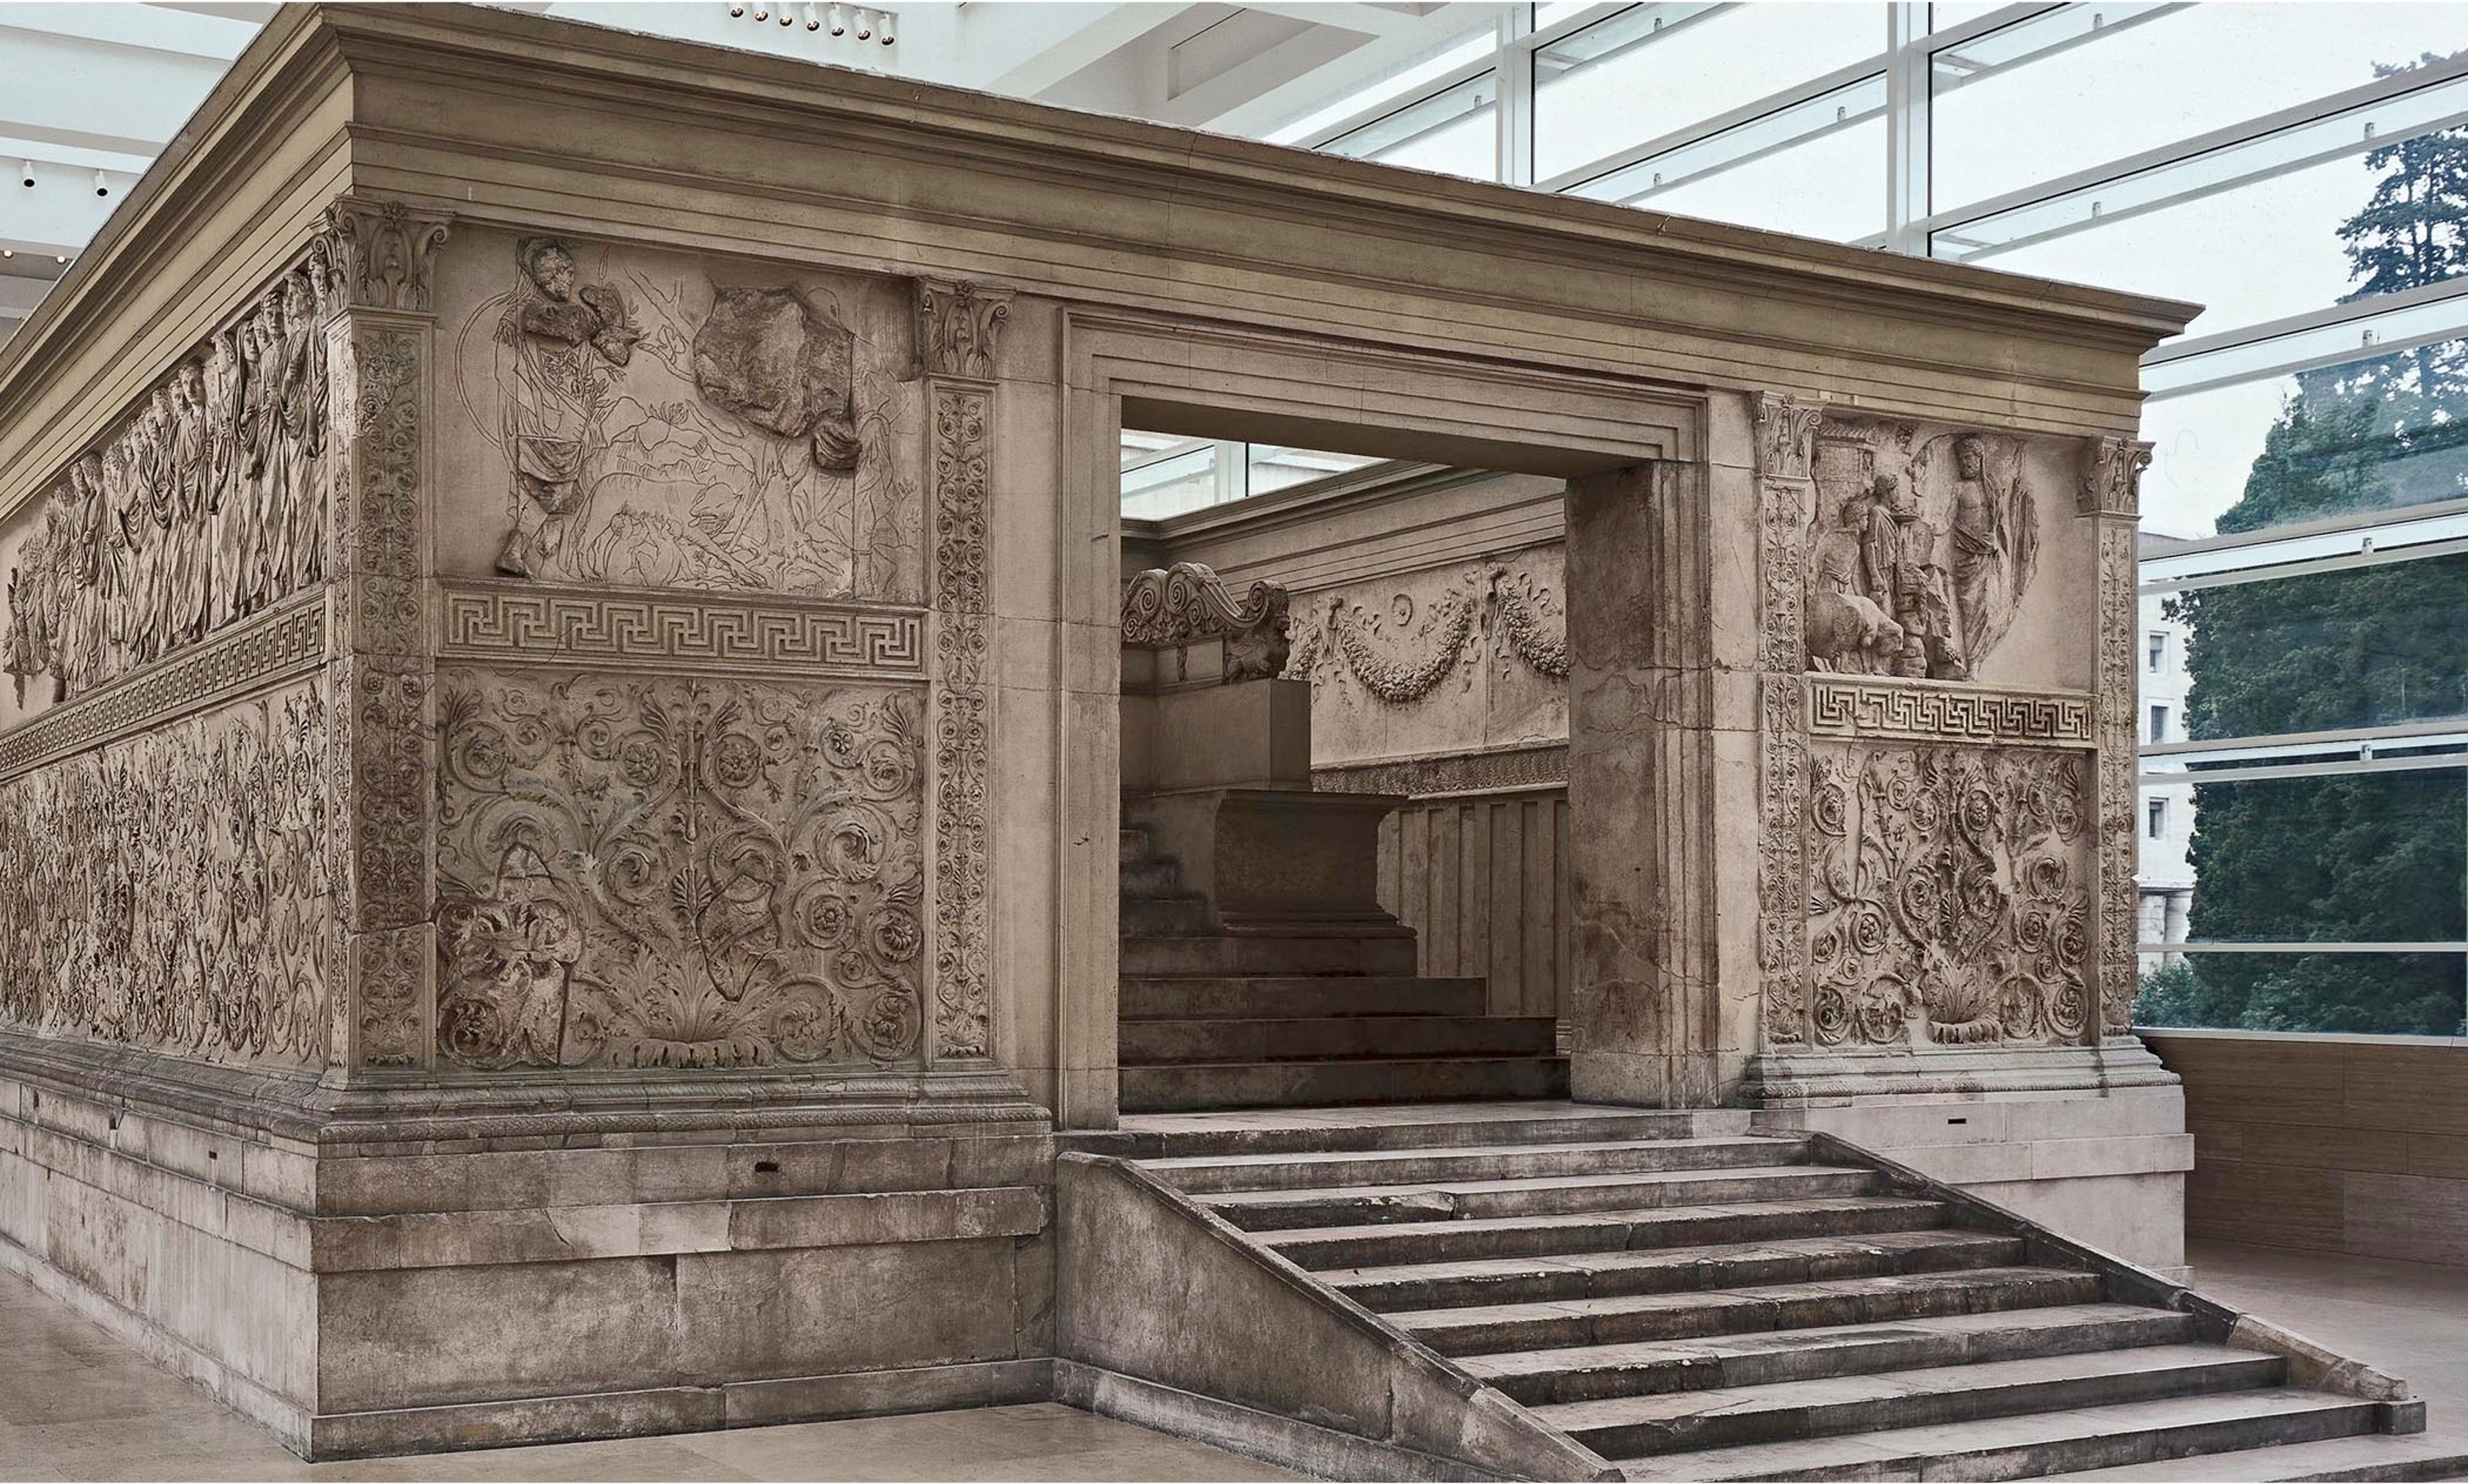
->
[[18, 161, 31, 188], [94, 169, 109, 198], [729, 2, 744, 12], [853, 10, 871, 39], [804, 2, 820, 30], [878, 9, 894, 44], [828, 3, 847, 35]]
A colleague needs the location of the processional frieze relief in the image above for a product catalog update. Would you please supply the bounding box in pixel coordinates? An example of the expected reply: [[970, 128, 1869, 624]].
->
[[0, 679, 330, 1065], [445, 232, 926, 605], [434, 667, 927, 1071]]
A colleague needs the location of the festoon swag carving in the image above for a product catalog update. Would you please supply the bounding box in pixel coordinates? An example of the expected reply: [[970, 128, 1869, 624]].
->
[[434, 671, 926, 1069], [1120, 562, 1292, 682], [1800, 416, 2042, 682], [0, 682, 329, 1064], [1283, 558, 1569, 703], [1804, 743, 2094, 1049]]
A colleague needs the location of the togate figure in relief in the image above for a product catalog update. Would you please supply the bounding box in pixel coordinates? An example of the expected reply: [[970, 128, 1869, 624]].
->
[[1803, 424, 2038, 681]]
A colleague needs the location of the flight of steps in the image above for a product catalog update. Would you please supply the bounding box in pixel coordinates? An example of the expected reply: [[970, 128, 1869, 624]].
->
[[1115, 1101, 2462, 1482], [1118, 823, 1567, 1112]]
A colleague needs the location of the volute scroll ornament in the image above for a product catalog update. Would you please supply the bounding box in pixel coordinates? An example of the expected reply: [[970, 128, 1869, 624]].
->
[[322, 197, 454, 314], [1751, 390, 1825, 484], [914, 277, 1014, 381], [1120, 562, 1292, 683], [2080, 435, 2154, 519]]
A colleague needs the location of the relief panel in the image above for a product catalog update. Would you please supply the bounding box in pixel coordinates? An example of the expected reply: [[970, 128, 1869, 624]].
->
[[1799, 415, 2090, 690], [1283, 548, 1570, 767], [0, 678, 330, 1066], [435, 229, 926, 605], [433, 667, 926, 1070], [1802, 740, 2094, 1050]]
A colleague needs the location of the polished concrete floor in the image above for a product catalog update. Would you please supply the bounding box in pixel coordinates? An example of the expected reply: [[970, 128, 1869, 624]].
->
[[2, 1240, 2464, 1481]]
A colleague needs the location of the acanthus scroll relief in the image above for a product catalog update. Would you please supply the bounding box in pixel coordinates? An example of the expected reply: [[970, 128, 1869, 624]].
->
[[434, 670, 926, 1070], [1800, 417, 2042, 681], [1804, 742, 2093, 1050], [1120, 562, 1292, 682], [0, 681, 329, 1065], [455, 236, 922, 602], [929, 383, 992, 1060]]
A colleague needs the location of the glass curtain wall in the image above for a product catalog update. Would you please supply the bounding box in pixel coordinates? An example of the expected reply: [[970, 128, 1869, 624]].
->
[[1269, 1, 2468, 1035]]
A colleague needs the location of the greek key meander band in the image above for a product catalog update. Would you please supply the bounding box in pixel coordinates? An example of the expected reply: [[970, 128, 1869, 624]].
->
[[0, 599, 326, 782], [438, 584, 926, 675], [1807, 678, 2095, 748]]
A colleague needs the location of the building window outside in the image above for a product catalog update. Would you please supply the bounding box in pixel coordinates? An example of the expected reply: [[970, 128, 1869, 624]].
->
[[2148, 797, 2169, 840], [2149, 632, 2166, 672], [2150, 704, 2169, 744]]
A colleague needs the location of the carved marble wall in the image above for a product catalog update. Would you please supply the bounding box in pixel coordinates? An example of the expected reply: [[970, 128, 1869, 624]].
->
[[0, 678, 330, 1066], [1752, 392, 2138, 1060]]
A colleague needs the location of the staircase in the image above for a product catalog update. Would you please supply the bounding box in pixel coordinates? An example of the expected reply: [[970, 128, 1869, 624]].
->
[[1117, 823, 1568, 1112], [1083, 1101, 2464, 1482]]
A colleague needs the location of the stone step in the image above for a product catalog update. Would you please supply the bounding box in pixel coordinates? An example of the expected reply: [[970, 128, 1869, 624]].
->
[[1119, 976, 1489, 1021], [1463, 1303, 2199, 1406], [1112, 1101, 1739, 1159], [1119, 826, 1150, 865], [1200, 1164, 1880, 1231], [1145, 1135, 1808, 1197], [1120, 1014, 1559, 1066], [1538, 1344, 2286, 1458], [1120, 897, 1214, 935], [1612, 1388, 2387, 1482], [1119, 859, 1184, 898], [1120, 933, 1420, 977], [1119, 1055, 1567, 1113], [1394, 1265, 2104, 1355], [1257, 1195, 1952, 1270], [1329, 1227, 2025, 1312], [2041, 1431, 2468, 1481]]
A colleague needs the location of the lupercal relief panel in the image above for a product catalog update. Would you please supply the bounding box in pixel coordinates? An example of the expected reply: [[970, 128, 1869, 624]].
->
[[0, 678, 330, 1066], [435, 229, 926, 604], [434, 668, 926, 1070]]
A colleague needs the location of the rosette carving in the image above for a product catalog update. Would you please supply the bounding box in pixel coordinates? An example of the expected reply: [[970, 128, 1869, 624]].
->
[[1804, 741, 2092, 1049], [434, 670, 926, 1069]]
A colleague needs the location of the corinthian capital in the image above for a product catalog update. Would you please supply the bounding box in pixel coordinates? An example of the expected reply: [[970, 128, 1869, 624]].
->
[[319, 197, 453, 314], [2079, 434, 2154, 519], [914, 276, 1014, 380]]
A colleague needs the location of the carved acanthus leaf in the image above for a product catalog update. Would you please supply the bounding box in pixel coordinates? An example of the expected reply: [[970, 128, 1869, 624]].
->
[[2080, 435, 2153, 519], [1752, 391, 1825, 483], [1121, 562, 1292, 683], [322, 197, 452, 313], [915, 276, 1014, 381]]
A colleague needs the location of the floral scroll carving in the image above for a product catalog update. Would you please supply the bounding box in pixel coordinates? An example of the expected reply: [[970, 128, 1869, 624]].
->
[[434, 670, 926, 1070], [1120, 562, 1292, 683], [930, 384, 991, 1060], [0, 682, 330, 1065], [1804, 742, 2094, 1049]]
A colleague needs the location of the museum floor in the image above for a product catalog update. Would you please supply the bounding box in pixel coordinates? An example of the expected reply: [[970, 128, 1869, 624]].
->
[[0, 1241, 2457, 1482]]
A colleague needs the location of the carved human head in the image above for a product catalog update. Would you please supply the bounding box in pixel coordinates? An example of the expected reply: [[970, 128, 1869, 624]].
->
[[1955, 434, 1985, 479], [179, 359, 205, 404], [519, 239, 578, 302], [281, 271, 313, 323]]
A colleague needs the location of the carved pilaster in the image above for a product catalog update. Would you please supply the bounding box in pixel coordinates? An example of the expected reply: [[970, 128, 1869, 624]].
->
[[1753, 395, 1821, 1048], [321, 197, 453, 314], [929, 381, 992, 1061], [916, 277, 1014, 380], [2080, 434, 2149, 1041], [332, 318, 437, 1071]]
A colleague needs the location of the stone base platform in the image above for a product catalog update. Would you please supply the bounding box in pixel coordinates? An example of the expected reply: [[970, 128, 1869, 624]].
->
[[0, 1035, 1055, 1460], [1743, 1041, 2193, 1278]]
